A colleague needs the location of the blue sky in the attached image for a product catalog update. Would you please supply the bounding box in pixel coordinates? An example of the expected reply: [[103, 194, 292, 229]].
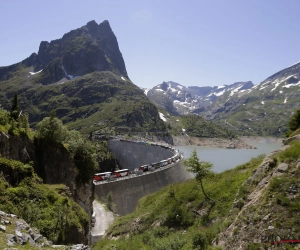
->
[[1, 0, 300, 88]]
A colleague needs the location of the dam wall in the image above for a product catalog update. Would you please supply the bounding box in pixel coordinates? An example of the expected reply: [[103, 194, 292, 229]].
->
[[107, 140, 174, 170], [95, 140, 191, 215], [94, 161, 190, 215]]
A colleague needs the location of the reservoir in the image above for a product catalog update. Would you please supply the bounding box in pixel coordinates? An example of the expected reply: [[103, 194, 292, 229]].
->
[[175, 138, 282, 173]]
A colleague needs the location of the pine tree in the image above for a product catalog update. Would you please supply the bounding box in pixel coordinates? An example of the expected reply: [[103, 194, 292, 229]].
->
[[288, 108, 300, 132], [10, 93, 20, 121], [184, 149, 214, 201]]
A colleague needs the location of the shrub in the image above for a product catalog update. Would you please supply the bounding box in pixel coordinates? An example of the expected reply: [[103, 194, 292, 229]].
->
[[277, 141, 300, 162], [192, 231, 208, 250]]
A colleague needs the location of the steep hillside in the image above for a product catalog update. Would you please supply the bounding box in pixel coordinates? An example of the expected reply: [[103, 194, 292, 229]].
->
[[0, 112, 98, 245], [201, 62, 300, 137], [216, 136, 300, 249], [0, 21, 166, 135]]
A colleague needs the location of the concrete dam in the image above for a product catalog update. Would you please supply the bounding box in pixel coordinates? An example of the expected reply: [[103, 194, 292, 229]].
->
[[94, 140, 192, 215]]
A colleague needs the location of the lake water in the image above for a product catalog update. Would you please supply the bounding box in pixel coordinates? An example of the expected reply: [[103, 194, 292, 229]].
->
[[175, 138, 282, 173]]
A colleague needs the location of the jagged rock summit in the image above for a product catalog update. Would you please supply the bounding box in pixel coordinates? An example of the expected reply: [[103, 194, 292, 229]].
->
[[0, 20, 128, 84]]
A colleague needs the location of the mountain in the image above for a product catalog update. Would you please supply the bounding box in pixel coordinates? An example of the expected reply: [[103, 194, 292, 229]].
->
[[146, 61, 300, 137], [0, 20, 166, 135], [145, 80, 254, 115], [201, 62, 300, 137], [0, 20, 127, 85]]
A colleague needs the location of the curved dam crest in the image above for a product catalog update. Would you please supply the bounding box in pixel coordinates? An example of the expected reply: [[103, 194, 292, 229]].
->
[[94, 140, 192, 215]]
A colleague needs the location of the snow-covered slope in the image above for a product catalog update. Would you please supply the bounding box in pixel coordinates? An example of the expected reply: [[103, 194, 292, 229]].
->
[[145, 81, 253, 115], [202, 62, 300, 136]]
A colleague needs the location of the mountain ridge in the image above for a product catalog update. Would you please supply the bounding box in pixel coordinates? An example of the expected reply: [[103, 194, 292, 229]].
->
[[0, 20, 128, 85]]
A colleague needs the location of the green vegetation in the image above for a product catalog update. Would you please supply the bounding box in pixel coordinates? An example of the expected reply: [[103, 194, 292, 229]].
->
[[286, 108, 300, 137], [277, 140, 300, 162], [184, 149, 214, 201], [0, 93, 32, 138], [0, 158, 88, 244], [35, 112, 98, 184], [0, 70, 167, 136], [35, 110, 67, 144], [161, 113, 236, 139], [93, 155, 265, 249], [180, 115, 235, 138]]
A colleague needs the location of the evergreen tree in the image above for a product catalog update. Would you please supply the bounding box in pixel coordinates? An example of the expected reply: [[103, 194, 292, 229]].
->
[[184, 149, 214, 201], [288, 108, 300, 132], [10, 93, 20, 121]]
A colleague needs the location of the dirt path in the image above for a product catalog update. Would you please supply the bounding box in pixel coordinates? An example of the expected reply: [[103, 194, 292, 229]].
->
[[90, 200, 114, 244]]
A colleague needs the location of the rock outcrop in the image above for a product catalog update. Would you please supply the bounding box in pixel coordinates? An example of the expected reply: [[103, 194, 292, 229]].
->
[[0, 210, 91, 249]]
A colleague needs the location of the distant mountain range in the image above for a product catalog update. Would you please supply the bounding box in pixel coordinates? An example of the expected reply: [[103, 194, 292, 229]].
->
[[144, 81, 254, 115], [145, 62, 300, 136]]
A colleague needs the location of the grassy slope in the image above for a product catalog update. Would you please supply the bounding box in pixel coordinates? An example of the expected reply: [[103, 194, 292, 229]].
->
[[216, 140, 300, 250], [93, 155, 264, 249], [0, 69, 166, 136]]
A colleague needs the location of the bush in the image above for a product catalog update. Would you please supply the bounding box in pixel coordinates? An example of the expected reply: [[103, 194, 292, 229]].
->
[[278, 141, 300, 162], [192, 231, 208, 250], [35, 115, 67, 144]]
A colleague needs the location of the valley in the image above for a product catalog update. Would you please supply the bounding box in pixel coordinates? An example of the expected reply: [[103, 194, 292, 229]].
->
[[0, 17, 299, 250]]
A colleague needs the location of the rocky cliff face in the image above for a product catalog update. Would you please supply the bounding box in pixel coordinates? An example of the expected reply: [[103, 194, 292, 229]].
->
[[34, 141, 94, 216], [0, 134, 93, 244]]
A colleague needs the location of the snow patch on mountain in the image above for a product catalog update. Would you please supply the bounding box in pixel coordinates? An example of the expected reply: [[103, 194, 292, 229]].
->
[[29, 69, 43, 75], [271, 80, 281, 92], [230, 85, 244, 96], [283, 81, 300, 88], [144, 88, 150, 96], [159, 112, 167, 122]]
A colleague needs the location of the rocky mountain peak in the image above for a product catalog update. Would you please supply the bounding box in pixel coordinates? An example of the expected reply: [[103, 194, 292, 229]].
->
[[86, 20, 98, 32], [1, 20, 128, 85]]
